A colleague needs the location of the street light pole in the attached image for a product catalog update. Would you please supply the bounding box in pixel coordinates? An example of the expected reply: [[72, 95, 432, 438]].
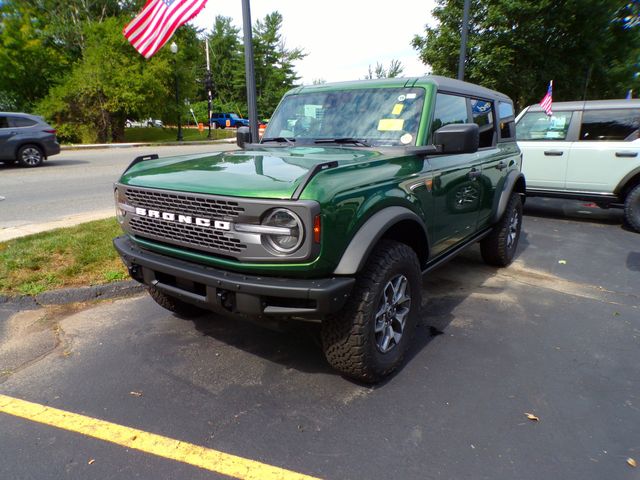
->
[[170, 41, 183, 142], [457, 0, 471, 81], [205, 38, 213, 139]]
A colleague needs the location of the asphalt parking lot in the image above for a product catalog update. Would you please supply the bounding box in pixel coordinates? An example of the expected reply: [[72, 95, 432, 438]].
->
[[1, 198, 639, 480]]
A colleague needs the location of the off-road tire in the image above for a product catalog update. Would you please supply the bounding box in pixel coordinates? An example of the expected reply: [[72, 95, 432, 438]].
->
[[624, 184, 640, 233], [321, 240, 422, 383], [480, 192, 523, 267], [17, 144, 44, 168], [148, 286, 207, 318]]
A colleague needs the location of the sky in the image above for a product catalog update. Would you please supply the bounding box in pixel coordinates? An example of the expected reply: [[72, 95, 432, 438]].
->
[[192, 0, 437, 84]]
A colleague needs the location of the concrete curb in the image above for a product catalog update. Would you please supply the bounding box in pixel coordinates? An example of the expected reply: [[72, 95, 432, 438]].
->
[[0, 280, 145, 310], [60, 138, 235, 151]]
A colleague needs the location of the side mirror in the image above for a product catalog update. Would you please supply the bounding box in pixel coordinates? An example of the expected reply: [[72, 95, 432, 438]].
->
[[434, 123, 479, 154], [236, 126, 252, 149]]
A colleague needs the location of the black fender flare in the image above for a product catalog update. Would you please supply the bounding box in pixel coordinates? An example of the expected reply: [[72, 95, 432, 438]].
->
[[333, 206, 429, 275], [615, 166, 640, 196], [490, 170, 526, 224]]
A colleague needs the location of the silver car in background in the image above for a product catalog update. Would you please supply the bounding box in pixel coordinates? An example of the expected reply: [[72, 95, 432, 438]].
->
[[0, 112, 61, 167]]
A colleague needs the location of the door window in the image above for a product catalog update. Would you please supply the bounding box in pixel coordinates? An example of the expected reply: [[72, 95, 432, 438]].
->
[[579, 109, 640, 141], [470, 98, 495, 147], [431, 93, 469, 138], [516, 111, 573, 141], [0, 116, 8, 129], [8, 116, 36, 127], [498, 101, 515, 140]]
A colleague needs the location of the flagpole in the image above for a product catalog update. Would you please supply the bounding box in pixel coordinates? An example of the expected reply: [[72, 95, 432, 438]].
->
[[241, 0, 259, 142]]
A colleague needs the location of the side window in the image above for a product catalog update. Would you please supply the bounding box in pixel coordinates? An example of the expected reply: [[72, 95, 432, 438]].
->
[[9, 116, 37, 127], [470, 98, 495, 148], [498, 101, 515, 140], [0, 116, 8, 129], [431, 93, 469, 138], [516, 111, 573, 141], [579, 109, 640, 141]]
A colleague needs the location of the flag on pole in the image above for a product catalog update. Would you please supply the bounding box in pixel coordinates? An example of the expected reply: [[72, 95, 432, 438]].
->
[[626, 89, 633, 100], [539, 80, 553, 116], [124, 0, 209, 59]]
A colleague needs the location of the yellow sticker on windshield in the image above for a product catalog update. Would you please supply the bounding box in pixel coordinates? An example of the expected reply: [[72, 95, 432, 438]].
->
[[377, 119, 405, 131], [392, 103, 404, 115]]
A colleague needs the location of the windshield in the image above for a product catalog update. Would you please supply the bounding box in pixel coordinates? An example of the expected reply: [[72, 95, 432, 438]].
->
[[263, 87, 425, 146]]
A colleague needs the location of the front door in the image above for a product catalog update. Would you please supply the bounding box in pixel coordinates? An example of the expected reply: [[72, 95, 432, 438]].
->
[[516, 110, 575, 190]]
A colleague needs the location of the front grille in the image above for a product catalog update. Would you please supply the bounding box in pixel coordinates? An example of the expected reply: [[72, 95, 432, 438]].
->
[[124, 187, 247, 255], [125, 188, 244, 218]]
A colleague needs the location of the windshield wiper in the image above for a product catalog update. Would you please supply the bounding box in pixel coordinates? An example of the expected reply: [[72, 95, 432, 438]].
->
[[261, 137, 295, 146], [314, 137, 371, 147]]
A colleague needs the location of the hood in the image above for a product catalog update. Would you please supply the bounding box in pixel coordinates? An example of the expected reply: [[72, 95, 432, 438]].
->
[[119, 146, 392, 199]]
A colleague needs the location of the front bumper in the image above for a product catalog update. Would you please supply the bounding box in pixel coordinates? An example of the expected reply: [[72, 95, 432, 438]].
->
[[114, 236, 354, 318]]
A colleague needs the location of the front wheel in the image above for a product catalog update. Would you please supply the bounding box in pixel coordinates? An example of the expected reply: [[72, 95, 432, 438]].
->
[[321, 240, 422, 383], [480, 192, 523, 267], [17, 145, 44, 168], [624, 184, 640, 233]]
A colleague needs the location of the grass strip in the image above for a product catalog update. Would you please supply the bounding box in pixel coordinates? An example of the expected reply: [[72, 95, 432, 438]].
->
[[123, 127, 234, 143], [0, 218, 128, 296]]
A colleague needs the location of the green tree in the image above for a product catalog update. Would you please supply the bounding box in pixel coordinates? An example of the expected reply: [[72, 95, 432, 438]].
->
[[0, 2, 68, 110], [38, 17, 199, 142], [365, 59, 405, 79], [413, 0, 640, 109], [251, 12, 306, 116], [204, 16, 246, 114]]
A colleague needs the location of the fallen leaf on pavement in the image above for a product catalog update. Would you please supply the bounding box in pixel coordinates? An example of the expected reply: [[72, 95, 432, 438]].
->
[[88, 459, 95, 465], [129, 391, 143, 397], [558, 260, 567, 265], [524, 412, 539, 421], [628, 458, 637, 467]]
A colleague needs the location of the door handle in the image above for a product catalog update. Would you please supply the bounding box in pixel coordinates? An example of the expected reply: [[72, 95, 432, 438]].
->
[[468, 168, 481, 180], [615, 152, 638, 158], [496, 161, 507, 171], [544, 150, 564, 156]]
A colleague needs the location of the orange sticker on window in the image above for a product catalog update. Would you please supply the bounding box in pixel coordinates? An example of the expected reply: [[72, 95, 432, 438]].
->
[[377, 119, 405, 131]]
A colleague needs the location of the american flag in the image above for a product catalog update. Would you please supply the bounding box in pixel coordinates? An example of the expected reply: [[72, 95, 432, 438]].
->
[[539, 80, 553, 116], [123, 0, 208, 59]]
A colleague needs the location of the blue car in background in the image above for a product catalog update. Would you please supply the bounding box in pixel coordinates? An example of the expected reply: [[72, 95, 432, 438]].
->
[[210, 113, 250, 129], [0, 112, 60, 168]]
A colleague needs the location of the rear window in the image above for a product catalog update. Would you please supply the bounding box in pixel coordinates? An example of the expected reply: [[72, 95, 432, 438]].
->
[[498, 101, 515, 140], [516, 111, 573, 141], [471, 98, 495, 147], [579, 109, 640, 141], [8, 116, 37, 127]]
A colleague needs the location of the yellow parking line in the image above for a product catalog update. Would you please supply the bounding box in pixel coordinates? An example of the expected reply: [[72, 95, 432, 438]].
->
[[0, 394, 321, 480]]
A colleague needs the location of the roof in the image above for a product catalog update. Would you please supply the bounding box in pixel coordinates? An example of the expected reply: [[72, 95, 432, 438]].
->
[[526, 99, 640, 112], [0, 111, 42, 119], [291, 75, 514, 103]]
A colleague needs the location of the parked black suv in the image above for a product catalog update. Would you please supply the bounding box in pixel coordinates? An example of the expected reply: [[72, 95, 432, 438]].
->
[[0, 113, 61, 167]]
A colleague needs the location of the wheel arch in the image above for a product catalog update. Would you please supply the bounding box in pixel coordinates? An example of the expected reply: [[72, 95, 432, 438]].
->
[[333, 206, 429, 275], [15, 141, 47, 160], [615, 167, 640, 199], [490, 170, 526, 224]]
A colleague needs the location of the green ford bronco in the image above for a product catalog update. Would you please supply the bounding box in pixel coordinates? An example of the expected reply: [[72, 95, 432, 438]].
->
[[114, 76, 525, 382]]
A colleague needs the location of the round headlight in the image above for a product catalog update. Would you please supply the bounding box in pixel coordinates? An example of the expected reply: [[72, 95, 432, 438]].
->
[[262, 208, 303, 254]]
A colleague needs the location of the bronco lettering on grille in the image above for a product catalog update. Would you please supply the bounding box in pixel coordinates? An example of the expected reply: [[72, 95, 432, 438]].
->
[[134, 207, 230, 230]]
